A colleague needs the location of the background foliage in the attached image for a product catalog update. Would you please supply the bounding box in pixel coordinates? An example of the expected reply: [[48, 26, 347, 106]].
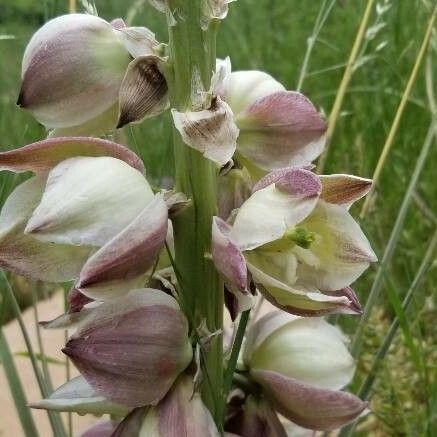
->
[[0, 0, 436, 435]]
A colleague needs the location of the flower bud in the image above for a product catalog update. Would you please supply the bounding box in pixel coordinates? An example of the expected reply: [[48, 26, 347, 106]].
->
[[219, 66, 327, 172], [18, 14, 167, 134], [81, 421, 118, 437], [63, 289, 193, 408], [19, 14, 132, 128], [244, 312, 366, 431]]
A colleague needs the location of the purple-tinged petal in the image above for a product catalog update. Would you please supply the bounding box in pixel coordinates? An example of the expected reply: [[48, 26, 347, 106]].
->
[[252, 370, 367, 431], [172, 97, 239, 165], [252, 167, 321, 196], [320, 174, 372, 208], [230, 395, 287, 437], [110, 18, 126, 29], [68, 288, 94, 313], [0, 136, 144, 174], [63, 289, 192, 408], [0, 176, 92, 282], [117, 55, 168, 128], [230, 168, 320, 250], [29, 376, 129, 416], [212, 217, 253, 311], [77, 195, 168, 300], [139, 375, 220, 436], [81, 421, 119, 437], [323, 287, 363, 315], [112, 407, 146, 437], [236, 91, 326, 170], [19, 14, 131, 128]]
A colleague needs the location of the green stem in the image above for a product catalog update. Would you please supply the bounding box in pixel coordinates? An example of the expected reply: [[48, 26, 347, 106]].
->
[[165, 1, 224, 427], [222, 310, 250, 418]]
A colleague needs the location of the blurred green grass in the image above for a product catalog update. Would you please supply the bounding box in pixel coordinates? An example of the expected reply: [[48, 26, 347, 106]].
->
[[0, 0, 436, 434]]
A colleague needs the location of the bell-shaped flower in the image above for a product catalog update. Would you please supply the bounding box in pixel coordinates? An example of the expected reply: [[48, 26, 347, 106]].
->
[[18, 14, 168, 135], [217, 60, 327, 174], [243, 311, 367, 431], [63, 289, 193, 408], [0, 137, 168, 300], [212, 167, 376, 315]]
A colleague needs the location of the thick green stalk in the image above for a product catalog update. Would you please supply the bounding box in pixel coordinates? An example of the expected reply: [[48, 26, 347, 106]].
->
[[165, 1, 224, 426]]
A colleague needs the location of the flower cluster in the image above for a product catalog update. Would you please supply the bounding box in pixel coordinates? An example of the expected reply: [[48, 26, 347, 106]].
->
[[0, 10, 376, 437]]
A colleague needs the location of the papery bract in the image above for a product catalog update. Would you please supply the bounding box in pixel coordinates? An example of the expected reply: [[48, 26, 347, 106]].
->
[[63, 289, 193, 408]]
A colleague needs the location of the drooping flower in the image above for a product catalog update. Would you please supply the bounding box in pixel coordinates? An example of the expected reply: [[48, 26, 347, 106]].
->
[[63, 289, 193, 408], [0, 137, 168, 300], [212, 167, 376, 315], [243, 311, 367, 431], [18, 14, 168, 135], [216, 59, 327, 175]]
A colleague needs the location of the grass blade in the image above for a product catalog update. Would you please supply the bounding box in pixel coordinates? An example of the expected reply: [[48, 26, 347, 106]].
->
[[340, 229, 437, 437], [352, 117, 437, 358], [360, 5, 437, 218], [317, 0, 375, 172]]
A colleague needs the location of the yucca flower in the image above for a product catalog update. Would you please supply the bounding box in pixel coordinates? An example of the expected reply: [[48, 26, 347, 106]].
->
[[0, 137, 168, 300], [212, 167, 376, 314], [242, 311, 367, 431], [18, 14, 168, 136]]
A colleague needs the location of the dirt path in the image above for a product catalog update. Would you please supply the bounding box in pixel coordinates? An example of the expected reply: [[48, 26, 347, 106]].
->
[[0, 292, 102, 437]]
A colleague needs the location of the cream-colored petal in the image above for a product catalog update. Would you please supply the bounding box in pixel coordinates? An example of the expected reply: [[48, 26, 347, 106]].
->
[[0, 177, 93, 282], [296, 200, 377, 291], [222, 70, 285, 115], [25, 156, 154, 247], [249, 315, 355, 390], [230, 168, 320, 250]]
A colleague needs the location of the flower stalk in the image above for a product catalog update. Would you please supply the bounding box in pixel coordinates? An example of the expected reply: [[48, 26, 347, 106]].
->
[[165, 0, 224, 426]]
